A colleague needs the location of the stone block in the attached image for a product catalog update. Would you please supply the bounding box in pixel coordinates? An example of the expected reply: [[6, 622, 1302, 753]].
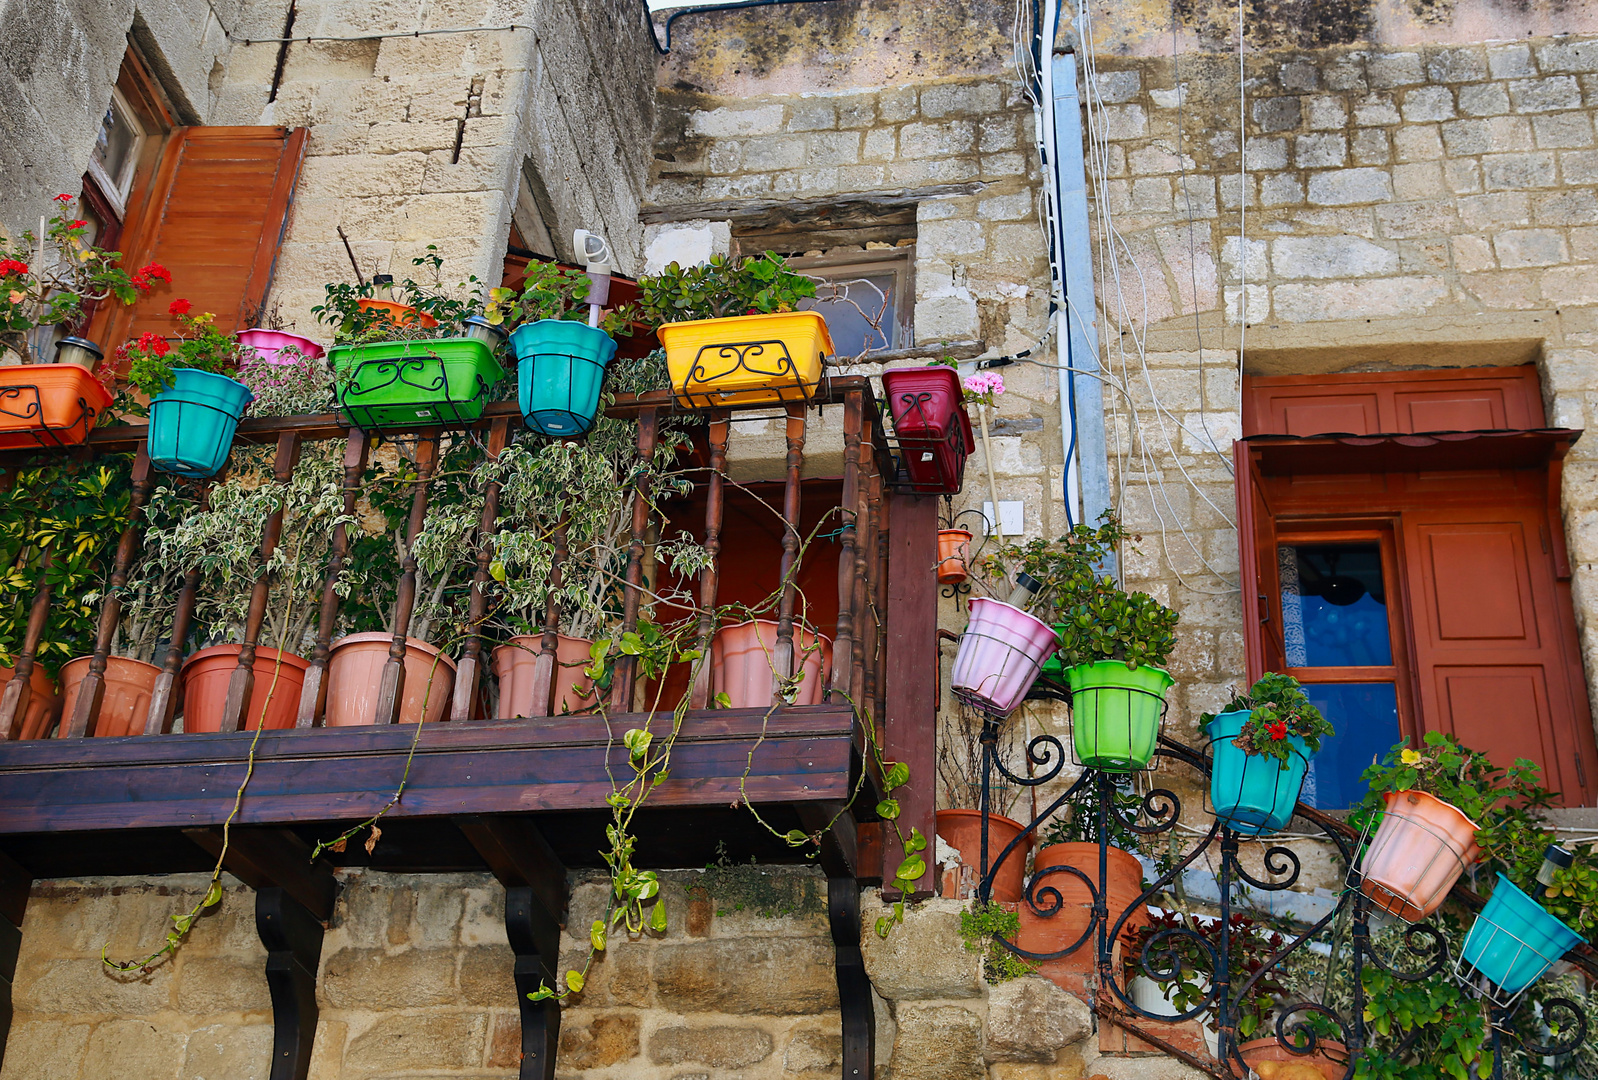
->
[[837, 99, 876, 128], [1509, 76, 1583, 113], [1569, 225, 1598, 262], [1393, 160, 1445, 200], [807, 130, 862, 164], [784, 1025, 843, 1072], [21, 958, 174, 1015], [1221, 237, 1268, 282], [1260, 174, 1305, 207], [648, 1025, 774, 1068], [555, 1011, 642, 1069], [1130, 178, 1173, 212], [1533, 113, 1595, 149], [1544, 265, 1598, 305], [1459, 82, 1512, 117], [342, 1011, 489, 1071], [878, 87, 919, 122], [1445, 158, 1483, 193], [919, 220, 986, 256], [838, 164, 888, 188], [889, 1004, 986, 1080], [1453, 234, 1497, 272], [1489, 44, 1536, 79], [862, 127, 896, 161], [985, 977, 1093, 1063], [981, 193, 1036, 222], [1494, 229, 1569, 268], [1251, 96, 1301, 134], [1353, 94, 1401, 126], [787, 100, 836, 132], [921, 83, 1003, 118], [1367, 52, 1425, 88], [1427, 46, 1488, 83], [690, 105, 786, 138], [654, 938, 838, 1015], [1323, 55, 1368, 92], [1401, 86, 1456, 122], [1307, 168, 1393, 205], [1294, 132, 1346, 167], [743, 136, 809, 171], [181, 1023, 272, 1080], [80, 1020, 185, 1080], [1483, 151, 1557, 190], [456, 944, 515, 1006], [859, 898, 981, 1000], [0, 1020, 91, 1080], [174, 957, 271, 1013], [1536, 40, 1598, 73], [1376, 200, 1460, 238], [1352, 128, 1391, 164], [1219, 174, 1256, 208], [320, 947, 457, 1009], [899, 120, 976, 158], [1094, 70, 1142, 104], [1281, 60, 1319, 91], [1536, 190, 1598, 226], [1273, 276, 1447, 321], [1303, 95, 1346, 129], [1393, 124, 1442, 161], [1460, 191, 1532, 227], [1244, 138, 1289, 170], [1092, 105, 1145, 142], [1565, 149, 1598, 184], [1271, 235, 1397, 279]]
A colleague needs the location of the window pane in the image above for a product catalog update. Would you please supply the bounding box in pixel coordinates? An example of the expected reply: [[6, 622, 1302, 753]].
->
[[1298, 682, 1401, 809], [1278, 543, 1392, 667], [799, 271, 896, 356], [92, 96, 140, 196]]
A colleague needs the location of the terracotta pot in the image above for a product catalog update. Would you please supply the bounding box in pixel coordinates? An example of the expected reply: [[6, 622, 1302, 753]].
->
[[324, 633, 456, 726], [492, 634, 597, 717], [1358, 789, 1480, 922], [58, 656, 162, 738], [180, 646, 309, 733], [355, 298, 437, 328], [935, 808, 1032, 903], [0, 665, 60, 740], [1018, 842, 1149, 984], [710, 619, 832, 709], [1238, 1038, 1349, 1080], [937, 528, 973, 585]]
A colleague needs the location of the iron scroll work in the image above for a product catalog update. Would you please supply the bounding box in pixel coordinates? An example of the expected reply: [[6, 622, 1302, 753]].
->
[[971, 716, 1589, 1079]]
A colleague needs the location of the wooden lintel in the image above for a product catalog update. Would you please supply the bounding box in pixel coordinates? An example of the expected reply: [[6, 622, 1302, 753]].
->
[[183, 827, 336, 923], [455, 816, 568, 927], [793, 801, 858, 879]]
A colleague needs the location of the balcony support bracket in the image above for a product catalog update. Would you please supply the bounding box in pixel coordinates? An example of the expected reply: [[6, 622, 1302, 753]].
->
[[828, 875, 874, 1080]]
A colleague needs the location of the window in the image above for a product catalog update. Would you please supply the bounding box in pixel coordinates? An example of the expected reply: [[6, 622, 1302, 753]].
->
[[1237, 366, 1598, 807], [87, 88, 146, 216], [788, 248, 915, 359]]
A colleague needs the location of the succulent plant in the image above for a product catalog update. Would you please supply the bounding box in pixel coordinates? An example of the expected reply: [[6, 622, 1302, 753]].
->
[[1055, 582, 1179, 670]]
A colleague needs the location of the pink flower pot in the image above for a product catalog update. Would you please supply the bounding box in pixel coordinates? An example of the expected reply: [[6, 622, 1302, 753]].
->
[[950, 597, 1059, 716], [492, 634, 598, 717], [710, 620, 832, 708], [235, 328, 325, 364], [1358, 789, 1481, 922], [324, 633, 456, 726]]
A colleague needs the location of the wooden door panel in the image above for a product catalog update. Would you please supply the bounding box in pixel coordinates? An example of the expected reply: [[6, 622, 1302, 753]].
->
[[1245, 366, 1543, 437], [1435, 666, 1562, 783], [1396, 389, 1507, 432], [1421, 525, 1538, 646], [1276, 395, 1380, 437]]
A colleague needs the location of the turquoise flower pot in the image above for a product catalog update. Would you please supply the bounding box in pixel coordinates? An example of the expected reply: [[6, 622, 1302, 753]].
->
[[510, 320, 618, 437], [1206, 709, 1310, 835], [147, 369, 253, 478], [1461, 877, 1580, 998]]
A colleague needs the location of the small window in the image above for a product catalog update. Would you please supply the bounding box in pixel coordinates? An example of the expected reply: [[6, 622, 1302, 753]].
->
[[87, 88, 145, 215], [788, 248, 915, 360]]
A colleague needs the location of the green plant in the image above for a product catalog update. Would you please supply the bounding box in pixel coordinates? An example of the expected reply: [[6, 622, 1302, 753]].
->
[[1054, 586, 1179, 670], [1203, 672, 1335, 768], [960, 902, 1035, 983], [1358, 955, 1491, 1080], [120, 300, 249, 402], [637, 251, 817, 324], [697, 843, 825, 918], [1040, 774, 1149, 854], [236, 347, 335, 417], [979, 512, 1126, 626], [312, 246, 484, 344], [482, 261, 634, 336], [1352, 730, 1545, 829], [1127, 909, 1289, 1041]]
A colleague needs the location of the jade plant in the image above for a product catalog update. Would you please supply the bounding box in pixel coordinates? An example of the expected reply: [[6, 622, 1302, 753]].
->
[[312, 246, 484, 344], [1054, 585, 1179, 671], [979, 512, 1126, 625], [1202, 673, 1335, 769], [636, 251, 816, 324]]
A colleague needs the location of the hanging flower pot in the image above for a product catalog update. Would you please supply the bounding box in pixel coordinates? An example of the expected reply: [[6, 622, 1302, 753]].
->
[[0, 664, 60, 740], [179, 646, 308, 733], [330, 338, 504, 430], [1356, 789, 1480, 922], [1459, 877, 1581, 1001], [235, 328, 325, 365], [58, 655, 162, 738], [882, 366, 974, 495], [710, 619, 832, 708], [950, 597, 1059, 716], [509, 319, 618, 437], [0, 363, 112, 450], [492, 633, 598, 717], [937, 528, 973, 585], [356, 298, 437, 328], [935, 808, 1032, 902], [147, 369, 254, 478], [660, 311, 831, 409], [1206, 709, 1311, 835], [324, 633, 456, 726], [1066, 660, 1173, 771], [1018, 843, 1148, 991]]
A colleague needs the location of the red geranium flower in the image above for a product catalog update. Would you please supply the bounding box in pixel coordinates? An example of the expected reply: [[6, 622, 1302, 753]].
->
[[130, 262, 171, 292], [1267, 721, 1288, 741], [168, 298, 192, 315], [53, 194, 73, 204], [0, 259, 28, 278], [68, 220, 87, 230], [134, 331, 170, 357]]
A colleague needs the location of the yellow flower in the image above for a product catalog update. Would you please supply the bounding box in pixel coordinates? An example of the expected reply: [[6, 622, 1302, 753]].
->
[[1401, 748, 1422, 765]]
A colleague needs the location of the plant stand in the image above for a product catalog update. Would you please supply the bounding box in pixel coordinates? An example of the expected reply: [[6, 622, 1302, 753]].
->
[[881, 366, 975, 495], [1350, 789, 1480, 922], [949, 597, 1060, 717], [1456, 877, 1581, 1005], [147, 369, 254, 478], [660, 310, 831, 408]]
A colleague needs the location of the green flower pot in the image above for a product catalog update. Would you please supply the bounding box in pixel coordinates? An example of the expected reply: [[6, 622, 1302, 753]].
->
[[1066, 660, 1173, 771], [329, 337, 504, 430]]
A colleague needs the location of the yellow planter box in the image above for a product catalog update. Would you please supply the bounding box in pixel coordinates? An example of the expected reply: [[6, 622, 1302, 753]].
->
[[659, 310, 833, 408]]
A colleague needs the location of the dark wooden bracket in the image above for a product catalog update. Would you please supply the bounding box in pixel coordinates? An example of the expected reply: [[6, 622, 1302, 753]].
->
[[829, 876, 874, 1080], [184, 828, 335, 1080], [456, 817, 568, 1080], [0, 849, 31, 1073]]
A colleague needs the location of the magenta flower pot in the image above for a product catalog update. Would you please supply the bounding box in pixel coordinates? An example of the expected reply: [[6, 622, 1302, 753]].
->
[[235, 328, 326, 364], [950, 597, 1059, 716]]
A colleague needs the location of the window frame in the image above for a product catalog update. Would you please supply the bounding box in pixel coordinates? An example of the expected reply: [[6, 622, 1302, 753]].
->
[[785, 247, 915, 357]]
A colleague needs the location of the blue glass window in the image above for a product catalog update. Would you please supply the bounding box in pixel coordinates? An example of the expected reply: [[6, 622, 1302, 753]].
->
[[1297, 682, 1402, 811]]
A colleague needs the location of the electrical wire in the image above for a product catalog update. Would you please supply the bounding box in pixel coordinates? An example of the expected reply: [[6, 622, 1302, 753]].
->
[[1237, 0, 1248, 388]]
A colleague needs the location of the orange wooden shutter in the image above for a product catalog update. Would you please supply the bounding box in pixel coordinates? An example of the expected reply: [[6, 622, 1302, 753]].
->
[[89, 126, 308, 350], [1235, 441, 1283, 683], [1243, 366, 1544, 436]]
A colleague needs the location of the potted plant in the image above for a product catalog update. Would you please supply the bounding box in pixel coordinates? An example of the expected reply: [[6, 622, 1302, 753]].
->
[[234, 341, 335, 418], [1203, 673, 1334, 835], [0, 195, 169, 448], [937, 526, 974, 585], [486, 262, 634, 438], [122, 300, 254, 478], [710, 618, 832, 708], [934, 804, 1033, 904], [881, 363, 975, 495], [638, 252, 828, 409]]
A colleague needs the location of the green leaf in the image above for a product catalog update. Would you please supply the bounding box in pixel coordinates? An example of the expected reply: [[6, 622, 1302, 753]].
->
[[565, 969, 585, 993], [203, 882, 224, 907], [905, 827, 927, 853], [623, 728, 653, 760], [590, 920, 607, 952], [648, 901, 668, 932], [876, 798, 900, 820], [894, 855, 926, 883], [783, 829, 809, 847], [883, 761, 909, 789]]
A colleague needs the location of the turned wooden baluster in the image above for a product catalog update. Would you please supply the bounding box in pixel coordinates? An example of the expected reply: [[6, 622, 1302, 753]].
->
[[871, 454, 890, 728], [611, 409, 658, 713], [690, 412, 730, 709], [0, 550, 54, 741], [219, 432, 304, 734], [853, 416, 880, 711], [297, 429, 371, 727], [452, 417, 512, 723], [828, 393, 862, 706], [146, 480, 219, 734], [771, 404, 807, 701], [63, 448, 156, 738], [374, 435, 440, 725], [527, 505, 571, 720]]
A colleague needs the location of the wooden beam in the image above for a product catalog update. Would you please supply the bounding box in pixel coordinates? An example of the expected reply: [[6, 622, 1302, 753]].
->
[[637, 181, 987, 225], [298, 429, 370, 726], [182, 827, 335, 923], [455, 816, 567, 926], [454, 418, 512, 722], [256, 887, 324, 1080], [0, 848, 29, 1074], [793, 801, 858, 879], [506, 885, 561, 1080], [883, 493, 938, 894], [828, 877, 874, 1080]]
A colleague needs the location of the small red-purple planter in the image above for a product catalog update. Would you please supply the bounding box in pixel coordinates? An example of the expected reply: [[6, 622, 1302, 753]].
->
[[881, 366, 975, 495]]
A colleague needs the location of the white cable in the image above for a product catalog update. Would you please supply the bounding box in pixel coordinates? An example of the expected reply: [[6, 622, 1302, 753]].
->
[[1237, 0, 1248, 389]]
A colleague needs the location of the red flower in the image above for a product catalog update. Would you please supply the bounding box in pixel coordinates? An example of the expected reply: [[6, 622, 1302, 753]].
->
[[168, 298, 192, 315], [134, 331, 170, 357], [130, 262, 171, 292], [53, 194, 72, 204], [1267, 721, 1288, 741], [0, 259, 28, 278], [68, 220, 87, 230]]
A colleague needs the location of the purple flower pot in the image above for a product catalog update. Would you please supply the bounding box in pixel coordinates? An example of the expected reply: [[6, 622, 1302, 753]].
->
[[950, 597, 1060, 716], [235, 328, 325, 365]]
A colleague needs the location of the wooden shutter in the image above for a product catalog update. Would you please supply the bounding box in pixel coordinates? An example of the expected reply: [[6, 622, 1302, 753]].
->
[[88, 127, 308, 350], [1235, 441, 1283, 683], [1243, 366, 1544, 436]]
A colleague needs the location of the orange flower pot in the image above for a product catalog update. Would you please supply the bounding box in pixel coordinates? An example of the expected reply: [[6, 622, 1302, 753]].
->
[[1358, 789, 1480, 922], [935, 808, 1033, 903], [0, 363, 112, 450], [1239, 1038, 1349, 1080], [0, 665, 60, 740], [1018, 842, 1148, 984], [937, 528, 973, 585], [180, 645, 309, 733], [492, 634, 598, 717], [710, 619, 831, 708], [58, 655, 162, 738], [324, 633, 455, 726], [356, 298, 437, 328]]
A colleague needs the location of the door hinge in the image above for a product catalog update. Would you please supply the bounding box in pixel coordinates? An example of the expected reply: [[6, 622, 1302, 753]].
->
[[1259, 595, 1270, 624], [1576, 752, 1588, 790]]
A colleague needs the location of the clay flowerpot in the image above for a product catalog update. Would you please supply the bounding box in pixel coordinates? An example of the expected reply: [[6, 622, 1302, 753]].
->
[[935, 808, 1032, 903], [1238, 1038, 1349, 1080], [492, 634, 597, 717], [710, 619, 832, 709], [1018, 842, 1149, 980], [937, 528, 973, 585], [0, 665, 60, 740], [1357, 789, 1480, 922], [58, 655, 162, 738], [180, 645, 309, 733], [356, 298, 437, 328], [324, 633, 456, 727]]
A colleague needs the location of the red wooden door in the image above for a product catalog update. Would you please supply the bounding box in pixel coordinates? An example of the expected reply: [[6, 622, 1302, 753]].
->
[[1403, 507, 1596, 802]]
